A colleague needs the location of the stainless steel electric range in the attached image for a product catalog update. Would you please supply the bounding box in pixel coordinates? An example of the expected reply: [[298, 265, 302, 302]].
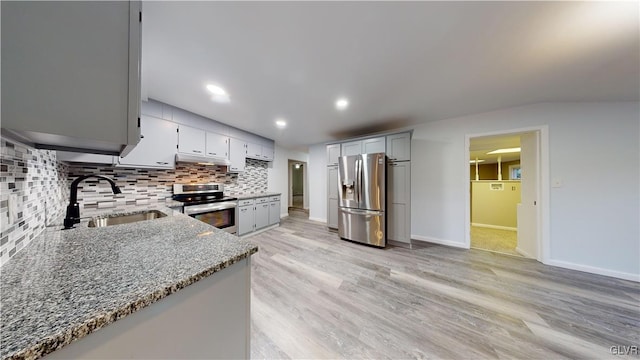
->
[[172, 183, 237, 234]]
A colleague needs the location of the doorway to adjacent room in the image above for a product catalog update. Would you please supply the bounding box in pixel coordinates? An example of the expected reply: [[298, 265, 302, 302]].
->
[[288, 160, 308, 214]]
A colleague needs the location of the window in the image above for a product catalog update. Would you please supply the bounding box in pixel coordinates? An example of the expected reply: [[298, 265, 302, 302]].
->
[[509, 164, 521, 180]]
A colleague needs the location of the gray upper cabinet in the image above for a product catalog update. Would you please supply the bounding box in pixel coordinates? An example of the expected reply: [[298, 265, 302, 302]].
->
[[206, 132, 228, 159], [246, 142, 263, 160], [362, 137, 385, 154], [341, 141, 362, 156], [386, 132, 411, 161], [228, 138, 247, 172], [178, 125, 206, 155], [327, 144, 340, 166], [1, 1, 141, 156], [118, 115, 177, 169]]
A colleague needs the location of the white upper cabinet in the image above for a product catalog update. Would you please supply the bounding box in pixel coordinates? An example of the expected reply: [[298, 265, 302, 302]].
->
[[262, 146, 275, 161], [178, 125, 206, 155], [141, 100, 172, 120], [1, 1, 141, 156], [228, 138, 247, 172], [118, 115, 177, 169], [386, 132, 411, 161], [206, 132, 228, 159], [362, 137, 385, 154], [327, 144, 340, 166], [341, 141, 362, 156], [246, 142, 263, 160]]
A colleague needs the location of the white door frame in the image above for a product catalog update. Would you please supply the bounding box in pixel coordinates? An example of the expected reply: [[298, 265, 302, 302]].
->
[[464, 125, 550, 263]]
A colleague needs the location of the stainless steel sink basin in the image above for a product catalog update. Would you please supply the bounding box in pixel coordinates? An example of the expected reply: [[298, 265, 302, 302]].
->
[[88, 210, 167, 228]]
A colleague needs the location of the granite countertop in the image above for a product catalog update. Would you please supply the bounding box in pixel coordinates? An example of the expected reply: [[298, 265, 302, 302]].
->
[[0, 207, 258, 360], [234, 192, 281, 200]]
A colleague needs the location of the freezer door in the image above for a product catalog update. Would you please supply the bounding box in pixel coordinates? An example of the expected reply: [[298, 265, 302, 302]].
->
[[338, 154, 359, 209], [359, 153, 386, 211], [338, 207, 386, 247]]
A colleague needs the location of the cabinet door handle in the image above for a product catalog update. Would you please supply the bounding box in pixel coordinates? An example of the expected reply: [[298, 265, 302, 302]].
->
[[156, 162, 169, 165], [208, 152, 217, 155], [193, 150, 202, 153]]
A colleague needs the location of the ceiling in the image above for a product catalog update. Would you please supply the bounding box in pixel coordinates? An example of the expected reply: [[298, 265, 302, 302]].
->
[[470, 134, 521, 164], [141, 1, 639, 151]]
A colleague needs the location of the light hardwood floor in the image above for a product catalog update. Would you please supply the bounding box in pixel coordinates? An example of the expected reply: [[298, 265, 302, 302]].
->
[[250, 212, 639, 359]]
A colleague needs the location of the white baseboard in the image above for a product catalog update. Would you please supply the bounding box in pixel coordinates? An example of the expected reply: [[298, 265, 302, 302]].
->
[[471, 223, 517, 231], [411, 234, 467, 249], [545, 259, 640, 282], [280, 213, 289, 219], [515, 246, 535, 259], [308, 217, 326, 223]]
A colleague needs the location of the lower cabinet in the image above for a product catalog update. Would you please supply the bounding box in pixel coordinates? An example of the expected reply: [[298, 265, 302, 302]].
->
[[238, 200, 255, 236], [237, 195, 281, 236], [269, 198, 280, 225], [255, 199, 270, 230]]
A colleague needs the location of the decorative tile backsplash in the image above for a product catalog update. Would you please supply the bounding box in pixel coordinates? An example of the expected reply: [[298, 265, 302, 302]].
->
[[0, 138, 68, 266], [0, 138, 269, 266], [67, 158, 268, 218]]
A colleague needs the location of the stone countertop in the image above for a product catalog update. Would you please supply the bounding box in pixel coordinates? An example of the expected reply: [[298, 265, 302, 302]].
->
[[233, 192, 281, 200], [0, 207, 258, 360]]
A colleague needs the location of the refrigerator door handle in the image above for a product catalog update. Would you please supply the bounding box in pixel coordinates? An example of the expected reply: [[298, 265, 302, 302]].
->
[[340, 208, 384, 216], [355, 159, 361, 204]]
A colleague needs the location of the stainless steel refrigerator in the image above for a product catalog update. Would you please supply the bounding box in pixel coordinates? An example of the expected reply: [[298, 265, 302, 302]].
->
[[337, 152, 386, 247]]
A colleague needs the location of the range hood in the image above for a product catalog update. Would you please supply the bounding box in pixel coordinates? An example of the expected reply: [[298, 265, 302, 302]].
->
[[175, 153, 231, 166]]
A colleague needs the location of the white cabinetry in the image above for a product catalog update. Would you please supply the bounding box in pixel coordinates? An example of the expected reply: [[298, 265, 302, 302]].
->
[[118, 116, 177, 169], [362, 137, 385, 154], [386, 132, 411, 161], [141, 100, 173, 121], [327, 165, 339, 229], [387, 161, 411, 244], [269, 196, 281, 225], [246, 143, 262, 160], [341, 141, 362, 156], [178, 125, 206, 156], [206, 132, 228, 159], [1, 1, 141, 156], [238, 200, 255, 236], [262, 146, 275, 161], [327, 144, 341, 166], [229, 138, 247, 172], [254, 198, 270, 230]]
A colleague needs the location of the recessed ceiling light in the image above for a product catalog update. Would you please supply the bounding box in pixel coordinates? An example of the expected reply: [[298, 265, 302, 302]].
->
[[206, 84, 230, 103], [275, 119, 287, 128], [487, 147, 521, 155], [335, 98, 349, 110]]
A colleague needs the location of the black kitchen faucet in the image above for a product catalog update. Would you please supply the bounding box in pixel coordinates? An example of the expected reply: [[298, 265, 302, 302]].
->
[[63, 175, 122, 229]]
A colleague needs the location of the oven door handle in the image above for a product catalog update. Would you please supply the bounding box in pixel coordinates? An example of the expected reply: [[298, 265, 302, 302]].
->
[[184, 202, 237, 215]]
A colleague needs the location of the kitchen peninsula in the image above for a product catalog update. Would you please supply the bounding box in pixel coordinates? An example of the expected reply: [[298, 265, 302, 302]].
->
[[1, 208, 257, 360]]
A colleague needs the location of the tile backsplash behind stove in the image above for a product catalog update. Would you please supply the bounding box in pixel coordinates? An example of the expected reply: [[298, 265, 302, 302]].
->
[[67, 158, 269, 218]]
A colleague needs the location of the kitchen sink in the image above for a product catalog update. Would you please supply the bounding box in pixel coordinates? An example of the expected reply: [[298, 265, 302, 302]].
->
[[88, 210, 167, 228]]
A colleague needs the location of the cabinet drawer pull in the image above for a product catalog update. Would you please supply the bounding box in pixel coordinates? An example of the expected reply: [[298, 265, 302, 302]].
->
[[208, 152, 217, 155], [193, 150, 202, 153], [156, 161, 169, 165]]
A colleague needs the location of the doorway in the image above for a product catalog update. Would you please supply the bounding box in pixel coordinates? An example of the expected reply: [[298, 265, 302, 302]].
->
[[465, 126, 549, 262], [288, 160, 308, 214]]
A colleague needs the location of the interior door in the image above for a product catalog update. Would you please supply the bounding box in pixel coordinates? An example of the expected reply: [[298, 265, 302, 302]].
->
[[517, 131, 540, 259]]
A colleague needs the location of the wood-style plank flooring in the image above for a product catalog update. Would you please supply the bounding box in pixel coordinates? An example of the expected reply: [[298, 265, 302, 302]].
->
[[250, 211, 640, 359]]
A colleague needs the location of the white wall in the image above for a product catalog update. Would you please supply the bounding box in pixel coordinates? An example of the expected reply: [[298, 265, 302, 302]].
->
[[308, 144, 327, 222], [409, 102, 639, 280], [267, 145, 309, 217]]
